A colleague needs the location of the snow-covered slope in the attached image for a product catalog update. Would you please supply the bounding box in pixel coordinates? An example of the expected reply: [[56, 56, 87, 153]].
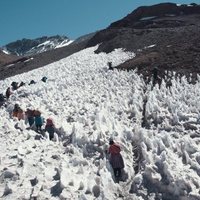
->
[[1, 46, 200, 199]]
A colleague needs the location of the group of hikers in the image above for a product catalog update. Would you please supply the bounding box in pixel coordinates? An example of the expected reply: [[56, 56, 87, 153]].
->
[[0, 75, 125, 182], [108, 62, 172, 89], [12, 104, 56, 140], [0, 77, 48, 106], [0, 77, 57, 140]]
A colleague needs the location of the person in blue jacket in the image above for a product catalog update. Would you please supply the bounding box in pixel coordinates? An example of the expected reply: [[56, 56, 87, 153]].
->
[[34, 110, 44, 133], [25, 109, 35, 127]]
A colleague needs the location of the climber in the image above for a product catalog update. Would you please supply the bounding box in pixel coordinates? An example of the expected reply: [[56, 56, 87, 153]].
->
[[5, 87, 12, 99], [41, 76, 47, 83], [25, 108, 35, 127], [29, 80, 36, 85], [108, 62, 114, 70], [0, 93, 6, 107], [12, 104, 24, 120], [34, 110, 44, 133], [45, 118, 55, 140], [11, 81, 19, 90], [107, 139, 124, 181]]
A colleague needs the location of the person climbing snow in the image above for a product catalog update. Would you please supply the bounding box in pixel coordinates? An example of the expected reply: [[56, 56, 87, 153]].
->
[[29, 80, 36, 85], [45, 118, 55, 140], [5, 87, 12, 99], [152, 67, 158, 86], [108, 62, 114, 70], [25, 109, 35, 127], [12, 104, 20, 117], [11, 81, 19, 90], [12, 104, 24, 120], [107, 139, 124, 181], [17, 108, 25, 120], [0, 93, 6, 107], [34, 110, 44, 133], [41, 76, 47, 83]]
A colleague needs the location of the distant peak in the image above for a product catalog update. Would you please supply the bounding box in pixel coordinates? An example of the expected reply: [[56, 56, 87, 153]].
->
[[3, 35, 72, 56]]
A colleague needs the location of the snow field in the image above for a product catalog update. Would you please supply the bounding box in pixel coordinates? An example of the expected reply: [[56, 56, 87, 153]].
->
[[131, 75, 200, 199], [0, 46, 144, 199], [1, 45, 200, 199]]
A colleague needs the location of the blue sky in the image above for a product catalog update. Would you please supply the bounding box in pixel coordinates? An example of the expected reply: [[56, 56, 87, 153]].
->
[[0, 0, 199, 46]]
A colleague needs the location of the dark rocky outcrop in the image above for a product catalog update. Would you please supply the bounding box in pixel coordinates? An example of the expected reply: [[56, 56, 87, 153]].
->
[[86, 3, 200, 79], [109, 3, 200, 28]]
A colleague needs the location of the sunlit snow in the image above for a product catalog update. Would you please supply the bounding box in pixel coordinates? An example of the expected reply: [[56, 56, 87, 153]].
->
[[1, 46, 200, 199], [2, 49, 10, 55]]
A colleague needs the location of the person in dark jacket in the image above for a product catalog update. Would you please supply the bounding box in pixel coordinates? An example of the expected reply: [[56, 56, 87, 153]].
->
[[34, 110, 44, 133], [152, 67, 158, 86], [108, 139, 124, 179], [11, 82, 18, 90], [45, 118, 55, 140], [5, 87, 12, 99], [29, 80, 36, 85], [0, 93, 6, 107], [41, 76, 47, 83], [108, 62, 114, 70]]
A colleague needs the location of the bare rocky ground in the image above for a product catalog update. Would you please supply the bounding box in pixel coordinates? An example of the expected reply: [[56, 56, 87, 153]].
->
[[0, 50, 19, 67], [87, 3, 200, 80]]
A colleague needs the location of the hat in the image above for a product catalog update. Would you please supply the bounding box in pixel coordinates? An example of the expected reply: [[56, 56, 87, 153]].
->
[[109, 139, 114, 145]]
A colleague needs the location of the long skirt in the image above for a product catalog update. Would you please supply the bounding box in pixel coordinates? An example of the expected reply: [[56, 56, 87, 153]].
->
[[110, 153, 124, 169]]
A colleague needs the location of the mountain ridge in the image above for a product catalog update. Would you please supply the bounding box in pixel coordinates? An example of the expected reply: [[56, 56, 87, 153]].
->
[[2, 35, 72, 56], [86, 2, 200, 80]]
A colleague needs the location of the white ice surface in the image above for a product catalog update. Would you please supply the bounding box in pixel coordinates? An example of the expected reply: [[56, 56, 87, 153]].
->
[[1, 46, 200, 199]]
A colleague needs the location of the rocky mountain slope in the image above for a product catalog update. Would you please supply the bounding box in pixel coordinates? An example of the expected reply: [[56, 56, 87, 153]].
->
[[87, 3, 200, 79], [2, 35, 72, 56], [0, 50, 19, 67], [0, 34, 95, 80]]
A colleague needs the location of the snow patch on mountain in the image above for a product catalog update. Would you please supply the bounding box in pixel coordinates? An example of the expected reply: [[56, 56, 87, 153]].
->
[[2, 36, 72, 56], [27, 39, 73, 55], [1, 49, 10, 55]]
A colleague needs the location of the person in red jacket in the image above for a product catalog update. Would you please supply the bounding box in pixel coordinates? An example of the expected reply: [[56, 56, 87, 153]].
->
[[108, 139, 124, 179], [45, 118, 55, 140]]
